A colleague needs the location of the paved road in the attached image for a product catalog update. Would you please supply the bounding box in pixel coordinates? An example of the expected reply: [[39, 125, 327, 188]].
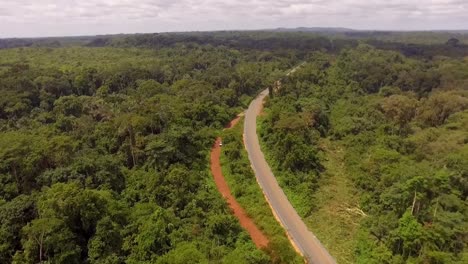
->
[[244, 88, 336, 264]]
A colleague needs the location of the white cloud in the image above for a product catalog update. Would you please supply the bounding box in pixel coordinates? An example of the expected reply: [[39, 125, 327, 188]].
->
[[0, 0, 467, 37]]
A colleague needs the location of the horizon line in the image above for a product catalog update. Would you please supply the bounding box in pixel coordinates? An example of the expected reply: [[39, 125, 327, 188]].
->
[[1, 27, 468, 40]]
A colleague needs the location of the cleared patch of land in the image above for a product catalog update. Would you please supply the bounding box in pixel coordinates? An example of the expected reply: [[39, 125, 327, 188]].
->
[[305, 139, 363, 264]]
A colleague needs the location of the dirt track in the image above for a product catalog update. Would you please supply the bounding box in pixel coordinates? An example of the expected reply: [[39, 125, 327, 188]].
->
[[210, 116, 269, 249]]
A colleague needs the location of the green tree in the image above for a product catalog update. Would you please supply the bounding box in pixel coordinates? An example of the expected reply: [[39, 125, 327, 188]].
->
[[380, 94, 418, 132], [396, 211, 425, 257], [16, 218, 80, 264], [417, 91, 468, 127], [156, 242, 208, 264]]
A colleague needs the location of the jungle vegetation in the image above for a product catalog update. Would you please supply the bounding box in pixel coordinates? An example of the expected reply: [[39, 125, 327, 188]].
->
[[1, 31, 467, 263], [260, 44, 468, 263], [0, 44, 295, 263]]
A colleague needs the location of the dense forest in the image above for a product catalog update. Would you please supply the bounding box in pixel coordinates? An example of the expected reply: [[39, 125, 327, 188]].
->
[[1, 31, 467, 263], [3, 30, 468, 59], [260, 45, 467, 263], [0, 44, 297, 263]]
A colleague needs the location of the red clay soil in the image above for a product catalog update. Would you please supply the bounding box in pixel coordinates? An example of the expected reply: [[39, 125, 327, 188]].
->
[[225, 115, 242, 129], [210, 117, 269, 249]]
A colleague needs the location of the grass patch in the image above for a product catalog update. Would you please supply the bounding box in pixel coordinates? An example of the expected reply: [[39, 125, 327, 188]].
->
[[305, 138, 362, 264]]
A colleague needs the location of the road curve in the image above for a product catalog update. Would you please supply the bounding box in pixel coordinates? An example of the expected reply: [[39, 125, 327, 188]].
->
[[244, 88, 336, 264]]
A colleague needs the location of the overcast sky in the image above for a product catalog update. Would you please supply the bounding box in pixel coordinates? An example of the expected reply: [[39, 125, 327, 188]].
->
[[0, 0, 467, 38]]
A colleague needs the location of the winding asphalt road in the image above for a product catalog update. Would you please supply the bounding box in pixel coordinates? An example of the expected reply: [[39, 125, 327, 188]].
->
[[244, 88, 336, 264]]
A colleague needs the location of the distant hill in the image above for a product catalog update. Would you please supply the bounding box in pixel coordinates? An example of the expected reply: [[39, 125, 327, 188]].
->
[[268, 27, 356, 33], [268, 27, 468, 34]]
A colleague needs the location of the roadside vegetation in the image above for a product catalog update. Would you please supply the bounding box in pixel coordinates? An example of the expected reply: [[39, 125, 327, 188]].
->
[[260, 46, 468, 263], [220, 118, 303, 264]]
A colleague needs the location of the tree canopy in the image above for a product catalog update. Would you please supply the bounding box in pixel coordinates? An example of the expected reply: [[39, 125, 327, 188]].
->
[[260, 46, 468, 263]]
